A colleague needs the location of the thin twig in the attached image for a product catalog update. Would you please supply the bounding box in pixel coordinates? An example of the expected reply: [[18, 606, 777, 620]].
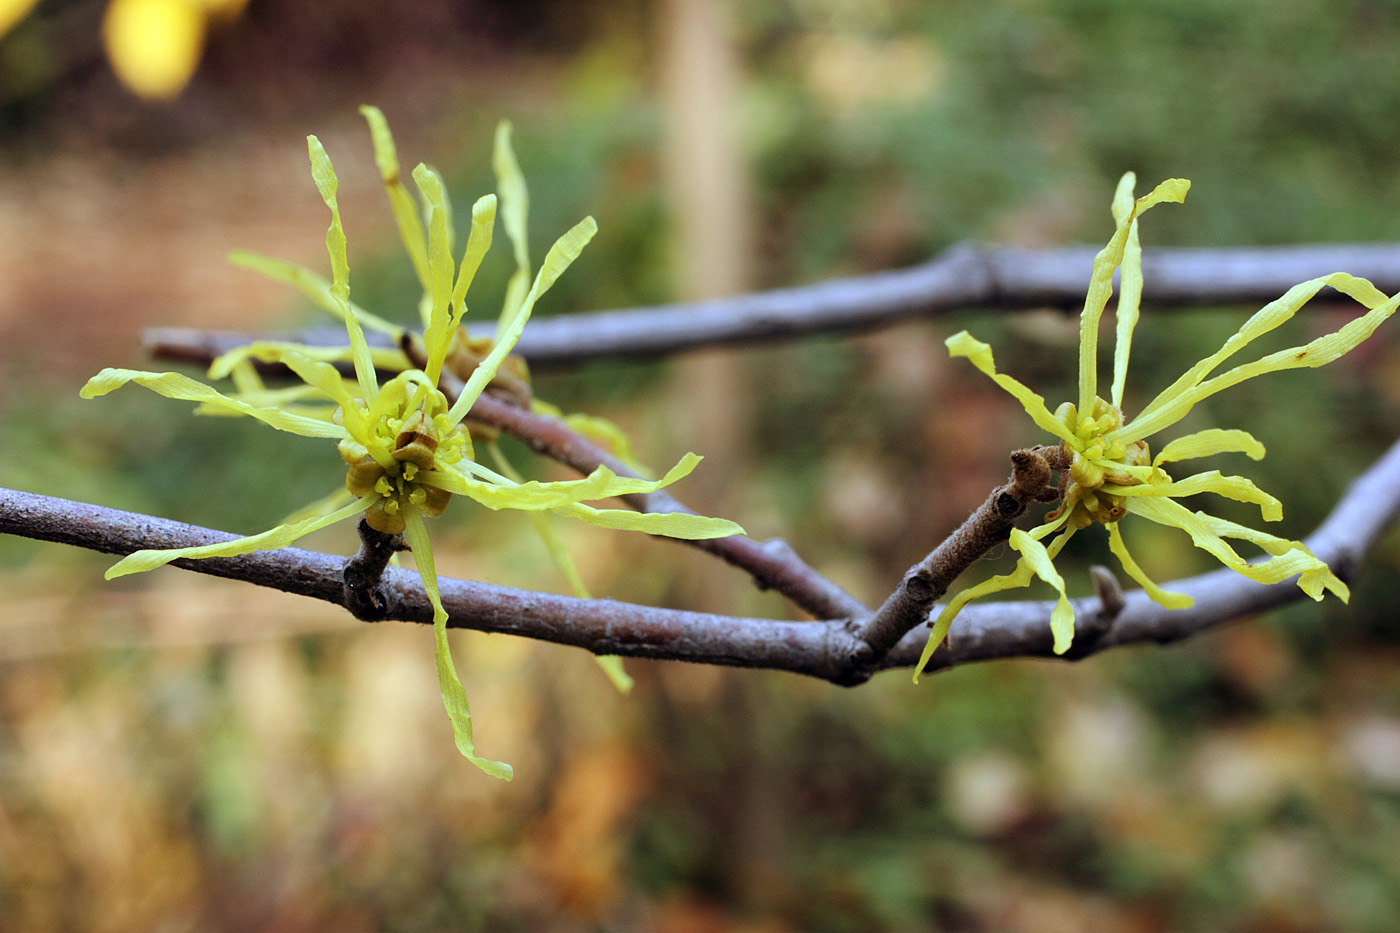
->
[[844, 448, 1053, 683], [146, 243, 1400, 369], [7, 430, 1395, 681]]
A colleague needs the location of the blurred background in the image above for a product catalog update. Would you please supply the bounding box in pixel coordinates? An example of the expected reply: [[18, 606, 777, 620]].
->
[[4, 0, 1400, 930]]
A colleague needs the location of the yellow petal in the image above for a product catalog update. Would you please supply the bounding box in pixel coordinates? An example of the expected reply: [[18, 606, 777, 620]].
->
[[228, 250, 403, 337], [487, 442, 633, 694], [1079, 178, 1189, 415], [493, 121, 532, 325], [552, 503, 743, 539], [1009, 528, 1077, 654], [1119, 273, 1397, 443], [102, 0, 205, 100], [402, 508, 514, 781], [447, 216, 598, 425], [1153, 428, 1265, 465], [1105, 470, 1283, 523], [1110, 173, 1143, 410], [104, 495, 370, 578], [449, 194, 498, 325], [360, 105, 431, 295], [307, 136, 379, 403], [946, 331, 1076, 444], [81, 368, 347, 439], [410, 163, 456, 382], [1106, 523, 1193, 609], [914, 522, 1078, 681]]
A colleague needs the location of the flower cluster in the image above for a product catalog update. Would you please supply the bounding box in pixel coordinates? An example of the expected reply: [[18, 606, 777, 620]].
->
[[83, 108, 743, 778], [916, 173, 1400, 679]]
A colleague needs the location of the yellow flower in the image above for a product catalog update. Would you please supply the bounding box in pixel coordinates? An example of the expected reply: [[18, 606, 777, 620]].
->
[[83, 109, 743, 778], [915, 173, 1400, 680]]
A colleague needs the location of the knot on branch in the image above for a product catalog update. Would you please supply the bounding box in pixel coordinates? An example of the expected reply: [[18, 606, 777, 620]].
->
[[343, 518, 405, 621]]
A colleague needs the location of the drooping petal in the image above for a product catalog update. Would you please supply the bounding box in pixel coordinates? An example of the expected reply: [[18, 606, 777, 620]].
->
[[487, 442, 633, 693], [914, 521, 1079, 681], [307, 135, 379, 403], [401, 507, 514, 781], [360, 105, 431, 294], [1105, 523, 1193, 609], [1153, 428, 1265, 465], [1118, 273, 1397, 443], [81, 368, 348, 439], [227, 251, 404, 337], [104, 494, 372, 579], [1193, 513, 1349, 600], [1009, 528, 1078, 654], [1125, 496, 1347, 597], [946, 331, 1076, 444], [447, 216, 598, 426]]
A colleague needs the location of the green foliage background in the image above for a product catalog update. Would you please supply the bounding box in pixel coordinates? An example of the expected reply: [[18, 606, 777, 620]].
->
[[2, 1, 1400, 930]]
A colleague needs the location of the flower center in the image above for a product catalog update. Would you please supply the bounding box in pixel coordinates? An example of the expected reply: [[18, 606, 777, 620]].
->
[[340, 379, 469, 535], [1051, 397, 1154, 528]]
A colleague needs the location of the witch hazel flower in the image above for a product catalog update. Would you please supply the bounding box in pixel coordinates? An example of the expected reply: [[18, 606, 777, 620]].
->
[[915, 173, 1400, 680], [82, 108, 742, 778]]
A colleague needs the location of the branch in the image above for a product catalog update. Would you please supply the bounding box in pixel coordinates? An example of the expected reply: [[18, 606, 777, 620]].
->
[[143, 243, 1400, 369], [5, 429, 1397, 682]]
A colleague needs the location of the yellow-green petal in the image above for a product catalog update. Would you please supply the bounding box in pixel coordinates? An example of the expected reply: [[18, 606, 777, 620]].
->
[[552, 503, 742, 539], [1104, 470, 1283, 523], [360, 104, 431, 294], [1106, 523, 1193, 609], [1078, 177, 1190, 415], [946, 331, 1076, 444], [307, 135, 379, 403], [104, 494, 371, 579], [487, 442, 633, 694], [402, 507, 514, 781], [1008, 528, 1077, 654], [227, 250, 403, 338], [1119, 273, 1397, 443], [1110, 172, 1143, 410], [1153, 428, 1265, 465], [493, 120, 531, 326], [449, 194, 498, 325], [410, 163, 456, 382], [447, 215, 598, 425], [81, 368, 348, 439]]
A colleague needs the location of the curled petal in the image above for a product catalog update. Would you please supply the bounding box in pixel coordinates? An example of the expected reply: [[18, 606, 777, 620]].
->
[[308, 135, 379, 403], [1079, 177, 1190, 415], [81, 368, 347, 439], [447, 215, 598, 425], [360, 105, 431, 294], [1106, 523, 1193, 609], [1104, 470, 1283, 523], [227, 251, 403, 338], [1126, 497, 1347, 599], [946, 331, 1076, 444], [1153, 428, 1265, 465], [552, 503, 742, 539], [914, 522, 1078, 681], [493, 121, 532, 325], [1120, 273, 1398, 442], [1009, 528, 1077, 655], [401, 507, 514, 781], [104, 495, 372, 579]]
